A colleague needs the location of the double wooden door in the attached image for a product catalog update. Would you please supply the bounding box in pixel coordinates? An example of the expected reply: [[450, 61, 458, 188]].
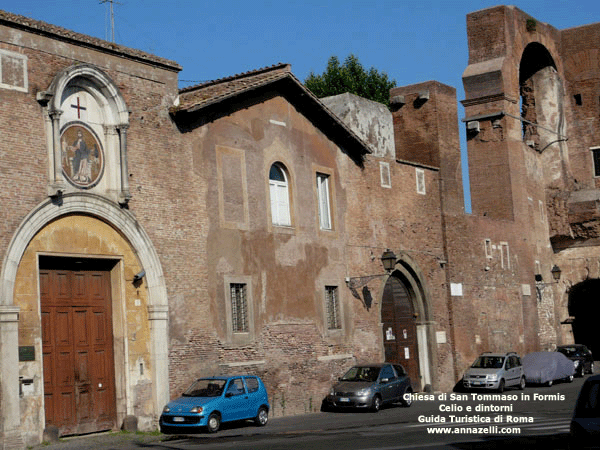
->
[[381, 276, 421, 388], [40, 267, 116, 436]]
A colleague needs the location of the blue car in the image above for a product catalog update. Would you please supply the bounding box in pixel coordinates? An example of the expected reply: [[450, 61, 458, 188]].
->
[[160, 375, 270, 433]]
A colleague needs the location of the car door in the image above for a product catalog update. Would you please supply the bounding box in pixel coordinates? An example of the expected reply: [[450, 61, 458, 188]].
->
[[242, 376, 261, 419], [379, 365, 397, 403], [222, 378, 247, 422], [505, 356, 519, 386], [393, 364, 410, 396]]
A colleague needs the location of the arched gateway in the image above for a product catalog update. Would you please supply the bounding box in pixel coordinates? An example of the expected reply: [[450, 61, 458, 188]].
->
[[0, 195, 169, 442], [380, 253, 435, 391]]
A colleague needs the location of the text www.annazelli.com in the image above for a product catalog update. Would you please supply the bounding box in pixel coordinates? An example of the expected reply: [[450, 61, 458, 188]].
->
[[427, 426, 521, 435]]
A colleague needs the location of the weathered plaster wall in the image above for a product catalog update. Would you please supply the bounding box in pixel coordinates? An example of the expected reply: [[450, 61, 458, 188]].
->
[[15, 215, 150, 446]]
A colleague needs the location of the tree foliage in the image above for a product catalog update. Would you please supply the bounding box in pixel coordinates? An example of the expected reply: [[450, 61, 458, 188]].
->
[[304, 54, 397, 106]]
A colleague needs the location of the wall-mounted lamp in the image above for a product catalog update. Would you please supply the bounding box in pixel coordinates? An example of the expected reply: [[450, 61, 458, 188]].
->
[[535, 265, 561, 302], [133, 270, 146, 286], [535, 265, 561, 285], [381, 249, 397, 273]]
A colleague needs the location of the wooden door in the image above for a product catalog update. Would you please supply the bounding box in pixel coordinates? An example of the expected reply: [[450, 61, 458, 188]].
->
[[41, 267, 116, 436], [381, 276, 420, 388]]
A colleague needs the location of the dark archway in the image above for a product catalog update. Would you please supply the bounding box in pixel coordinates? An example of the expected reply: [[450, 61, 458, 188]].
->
[[568, 279, 600, 358], [381, 273, 421, 388]]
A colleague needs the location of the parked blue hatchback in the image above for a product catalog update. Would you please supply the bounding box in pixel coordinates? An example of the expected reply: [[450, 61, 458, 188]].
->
[[160, 375, 270, 434]]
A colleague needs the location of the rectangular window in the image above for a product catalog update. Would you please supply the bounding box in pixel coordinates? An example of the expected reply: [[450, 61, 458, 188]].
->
[[316, 173, 332, 230], [379, 161, 391, 188], [592, 147, 600, 177], [325, 286, 341, 330], [500, 242, 510, 269], [230, 283, 248, 333], [416, 168, 426, 195], [484, 239, 493, 259]]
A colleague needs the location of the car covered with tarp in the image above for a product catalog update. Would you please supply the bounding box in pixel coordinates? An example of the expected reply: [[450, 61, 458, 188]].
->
[[522, 351, 575, 386]]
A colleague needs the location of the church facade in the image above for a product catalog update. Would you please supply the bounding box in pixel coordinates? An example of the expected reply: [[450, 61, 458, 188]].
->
[[0, 5, 599, 448]]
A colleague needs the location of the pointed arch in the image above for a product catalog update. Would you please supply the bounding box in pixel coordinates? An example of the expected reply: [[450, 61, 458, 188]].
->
[[380, 251, 436, 390]]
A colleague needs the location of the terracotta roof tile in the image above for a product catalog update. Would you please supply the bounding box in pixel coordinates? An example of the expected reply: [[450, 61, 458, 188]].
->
[[0, 9, 181, 71], [177, 63, 291, 111]]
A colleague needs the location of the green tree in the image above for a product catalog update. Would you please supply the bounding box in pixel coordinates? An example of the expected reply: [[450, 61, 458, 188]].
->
[[304, 54, 396, 106]]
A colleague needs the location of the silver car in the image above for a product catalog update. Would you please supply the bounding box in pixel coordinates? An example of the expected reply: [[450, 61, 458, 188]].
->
[[462, 352, 526, 393], [325, 363, 413, 412]]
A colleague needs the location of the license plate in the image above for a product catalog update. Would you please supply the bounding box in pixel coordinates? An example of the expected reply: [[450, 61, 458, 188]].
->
[[173, 417, 185, 422], [339, 397, 350, 402], [472, 381, 482, 386]]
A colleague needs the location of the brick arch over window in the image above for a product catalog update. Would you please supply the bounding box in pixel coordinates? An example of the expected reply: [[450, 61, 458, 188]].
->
[[0, 193, 169, 440], [40, 64, 131, 203]]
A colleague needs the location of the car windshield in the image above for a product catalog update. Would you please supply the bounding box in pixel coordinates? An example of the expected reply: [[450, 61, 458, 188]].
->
[[471, 356, 505, 369], [182, 379, 226, 397], [341, 366, 381, 382], [558, 347, 583, 357]]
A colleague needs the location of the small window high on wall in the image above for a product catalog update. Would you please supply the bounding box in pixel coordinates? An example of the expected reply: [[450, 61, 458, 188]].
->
[[591, 147, 600, 177]]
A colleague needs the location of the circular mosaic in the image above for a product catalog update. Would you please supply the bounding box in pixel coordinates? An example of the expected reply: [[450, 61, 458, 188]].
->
[[60, 123, 104, 189]]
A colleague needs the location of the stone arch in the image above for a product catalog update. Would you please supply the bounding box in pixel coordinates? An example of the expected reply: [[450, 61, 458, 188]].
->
[[568, 279, 600, 358], [41, 64, 131, 202], [46, 64, 129, 126], [0, 193, 169, 440], [380, 251, 435, 391], [519, 42, 566, 152]]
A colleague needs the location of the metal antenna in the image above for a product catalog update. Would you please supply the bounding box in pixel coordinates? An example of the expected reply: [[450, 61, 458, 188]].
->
[[100, 0, 122, 42]]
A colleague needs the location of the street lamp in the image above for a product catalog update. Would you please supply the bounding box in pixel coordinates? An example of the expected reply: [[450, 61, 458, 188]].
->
[[381, 249, 397, 272], [551, 265, 562, 282]]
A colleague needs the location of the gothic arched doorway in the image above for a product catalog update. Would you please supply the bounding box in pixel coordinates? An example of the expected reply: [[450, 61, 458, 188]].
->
[[568, 279, 600, 358], [381, 274, 421, 387]]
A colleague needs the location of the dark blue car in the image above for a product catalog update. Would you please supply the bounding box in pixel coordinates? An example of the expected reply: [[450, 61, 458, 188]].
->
[[160, 375, 270, 433]]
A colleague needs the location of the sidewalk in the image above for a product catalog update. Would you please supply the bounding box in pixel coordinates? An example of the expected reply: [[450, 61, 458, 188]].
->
[[33, 431, 165, 450]]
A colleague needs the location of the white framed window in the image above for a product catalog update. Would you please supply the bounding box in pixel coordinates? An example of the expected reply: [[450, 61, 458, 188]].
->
[[325, 286, 341, 330], [379, 161, 391, 188], [230, 283, 248, 333], [0, 49, 28, 92], [269, 163, 291, 226], [484, 239, 493, 259], [500, 242, 510, 269], [316, 173, 332, 230], [416, 168, 426, 195]]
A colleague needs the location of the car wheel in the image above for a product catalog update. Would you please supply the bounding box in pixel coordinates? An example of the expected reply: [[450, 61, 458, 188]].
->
[[206, 413, 221, 433], [371, 395, 382, 412], [518, 376, 526, 390], [400, 388, 413, 407], [546, 379, 553, 387], [497, 379, 505, 393], [254, 406, 268, 426]]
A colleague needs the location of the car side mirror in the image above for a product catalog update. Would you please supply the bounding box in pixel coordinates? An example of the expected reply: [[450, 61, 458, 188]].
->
[[225, 392, 234, 398]]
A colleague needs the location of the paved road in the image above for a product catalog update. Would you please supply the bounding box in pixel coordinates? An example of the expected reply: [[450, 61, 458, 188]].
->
[[36, 374, 589, 450]]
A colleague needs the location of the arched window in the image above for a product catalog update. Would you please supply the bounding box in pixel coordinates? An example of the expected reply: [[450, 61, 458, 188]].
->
[[269, 163, 291, 226]]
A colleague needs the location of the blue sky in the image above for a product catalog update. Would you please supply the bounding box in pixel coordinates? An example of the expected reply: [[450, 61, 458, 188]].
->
[[3, 1, 599, 210]]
